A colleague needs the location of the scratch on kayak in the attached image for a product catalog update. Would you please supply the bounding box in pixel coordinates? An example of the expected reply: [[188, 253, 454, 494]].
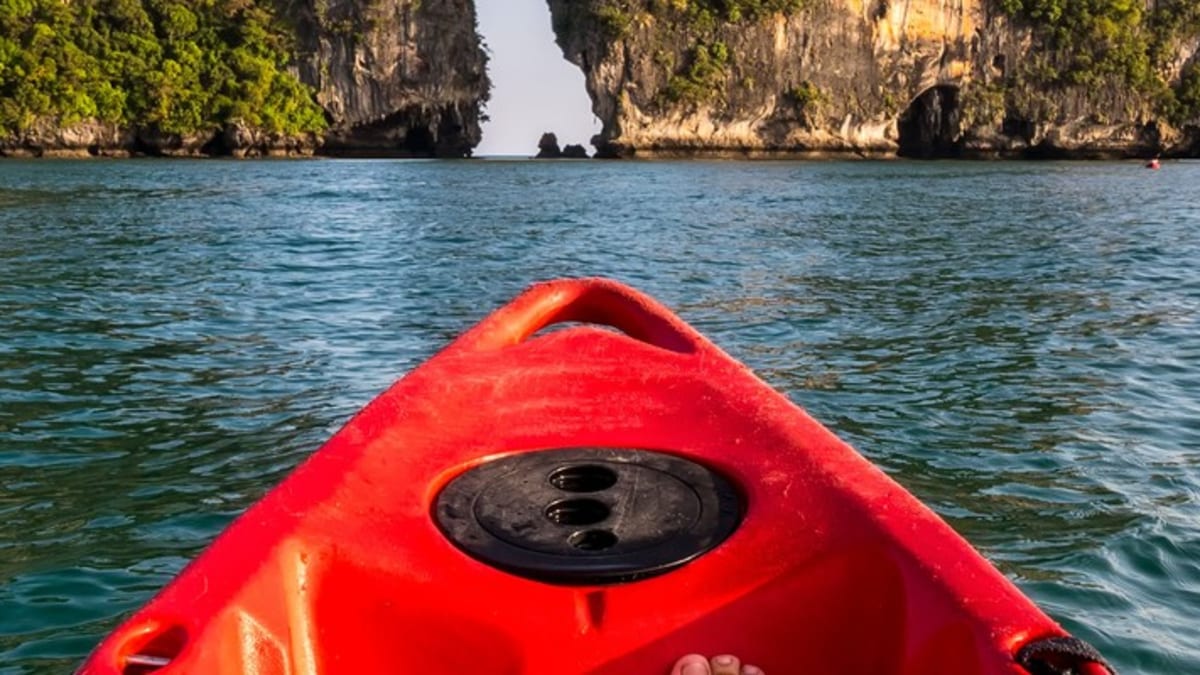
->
[[283, 542, 319, 675], [575, 589, 606, 634], [762, 470, 793, 497]]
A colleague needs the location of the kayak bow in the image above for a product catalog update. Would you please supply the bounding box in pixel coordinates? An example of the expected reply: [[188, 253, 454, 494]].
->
[[79, 278, 1111, 675]]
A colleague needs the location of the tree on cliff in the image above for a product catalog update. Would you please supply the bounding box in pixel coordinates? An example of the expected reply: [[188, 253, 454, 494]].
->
[[0, 0, 326, 138]]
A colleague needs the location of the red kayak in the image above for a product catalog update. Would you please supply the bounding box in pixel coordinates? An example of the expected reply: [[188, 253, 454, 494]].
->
[[79, 278, 1112, 674]]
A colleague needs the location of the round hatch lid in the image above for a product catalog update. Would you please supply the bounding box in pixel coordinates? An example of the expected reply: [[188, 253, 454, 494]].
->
[[434, 447, 741, 584]]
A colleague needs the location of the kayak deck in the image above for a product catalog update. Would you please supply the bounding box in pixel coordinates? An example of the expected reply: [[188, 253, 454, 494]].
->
[[80, 278, 1106, 675]]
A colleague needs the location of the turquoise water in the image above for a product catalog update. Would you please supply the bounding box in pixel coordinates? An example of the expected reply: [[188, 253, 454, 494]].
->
[[1, 158, 1198, 673]]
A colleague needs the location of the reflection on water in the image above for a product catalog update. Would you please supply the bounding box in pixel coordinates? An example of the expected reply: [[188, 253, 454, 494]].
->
[[1, 159, 1198, 672]]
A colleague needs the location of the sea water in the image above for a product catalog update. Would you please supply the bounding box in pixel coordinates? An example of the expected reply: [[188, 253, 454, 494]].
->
[[1, 158, 1197, 672]]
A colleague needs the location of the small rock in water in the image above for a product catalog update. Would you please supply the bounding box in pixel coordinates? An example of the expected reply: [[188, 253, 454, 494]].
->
[[536, 132, 562, 158], [562, 144, 589, 159]]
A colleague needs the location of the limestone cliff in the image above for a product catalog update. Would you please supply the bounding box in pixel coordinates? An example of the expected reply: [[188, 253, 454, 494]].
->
[[289, 0, 489, 157], [547, 0, 1200, 158], [0, 0, 488, 158]]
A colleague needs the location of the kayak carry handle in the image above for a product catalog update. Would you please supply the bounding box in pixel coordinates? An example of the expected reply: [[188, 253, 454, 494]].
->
[[77, 620, 187, 675], [452, 278, 705, 355]]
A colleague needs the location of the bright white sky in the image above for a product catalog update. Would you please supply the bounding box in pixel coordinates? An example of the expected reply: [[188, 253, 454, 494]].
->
[[474, 0, 603, 156]]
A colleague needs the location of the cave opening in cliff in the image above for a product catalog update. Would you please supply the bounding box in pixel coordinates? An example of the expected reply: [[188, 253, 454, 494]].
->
[[406, 126, 436, 155], [898, 85, 963, 159], [474, 0, 601, 156]]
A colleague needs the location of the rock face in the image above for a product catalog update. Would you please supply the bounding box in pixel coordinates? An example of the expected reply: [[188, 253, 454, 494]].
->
[[0, 120, 294, 159], [536, 132, 564, 157], [562, 143, 590, 158], [9, 0, 1197, 160], [546, 0, 1200, 158], [0, 0, 488, 158], [534, 132, 591, 158], [291, 0, 490, 157]]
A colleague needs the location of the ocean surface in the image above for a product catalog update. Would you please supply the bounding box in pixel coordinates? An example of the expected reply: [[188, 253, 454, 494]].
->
[[1, 158, 1197, 673]]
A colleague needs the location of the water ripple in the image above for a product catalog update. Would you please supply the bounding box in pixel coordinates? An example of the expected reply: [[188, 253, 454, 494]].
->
[[1, 159, 1198, 672]]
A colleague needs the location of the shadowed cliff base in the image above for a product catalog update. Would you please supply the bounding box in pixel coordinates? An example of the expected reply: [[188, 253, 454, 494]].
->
[[318, 104, 481, 158], [898, 87, 963, 159]]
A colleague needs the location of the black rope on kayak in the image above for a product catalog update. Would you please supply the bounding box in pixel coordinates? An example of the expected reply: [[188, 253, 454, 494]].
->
[[1016, 636, 1116, 675]]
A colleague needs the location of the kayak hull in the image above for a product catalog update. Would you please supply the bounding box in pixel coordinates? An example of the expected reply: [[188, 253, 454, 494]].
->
[[80, 279, 1095, 675]]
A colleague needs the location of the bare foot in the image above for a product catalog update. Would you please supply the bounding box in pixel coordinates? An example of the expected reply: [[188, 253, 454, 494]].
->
[[670, 654, 763, 675]]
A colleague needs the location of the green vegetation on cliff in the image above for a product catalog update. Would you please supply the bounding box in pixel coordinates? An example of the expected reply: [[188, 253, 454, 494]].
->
[[596, 0, 805, 35], [997, 0, 1151, 86], [0, 0, 326, 137], [663, 41, 729, 104], [590, 0, 807, 108], [997, 0, 1200, 122], [658, 0, 804, 25]]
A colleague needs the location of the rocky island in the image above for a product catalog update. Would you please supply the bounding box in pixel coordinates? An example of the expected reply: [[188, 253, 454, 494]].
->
[[2, 0, 1198, 158], [550, 0, 1200, 158], [0, 0, 489, 157]]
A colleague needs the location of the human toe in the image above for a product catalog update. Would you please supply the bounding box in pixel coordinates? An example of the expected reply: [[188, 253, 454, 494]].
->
[[670, 654, 711, 675], [709, 654, 741, 675]]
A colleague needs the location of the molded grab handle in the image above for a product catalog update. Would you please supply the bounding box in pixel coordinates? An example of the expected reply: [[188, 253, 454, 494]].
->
[[451, 278, 707, 355]]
